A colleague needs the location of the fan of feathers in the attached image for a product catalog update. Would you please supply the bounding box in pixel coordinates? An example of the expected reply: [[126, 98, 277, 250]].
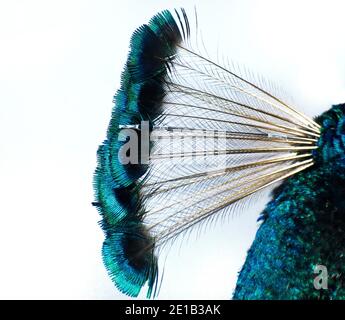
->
[[93, 9, 320, 298]]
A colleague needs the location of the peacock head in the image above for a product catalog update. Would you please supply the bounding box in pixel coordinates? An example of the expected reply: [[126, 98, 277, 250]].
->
[[314, 103, 345, 163]]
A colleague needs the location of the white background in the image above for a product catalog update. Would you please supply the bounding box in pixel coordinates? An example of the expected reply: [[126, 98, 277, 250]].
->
[[0, 0, 345, 299]]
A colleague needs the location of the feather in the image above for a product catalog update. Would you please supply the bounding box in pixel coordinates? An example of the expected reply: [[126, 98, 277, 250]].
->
[[93, 8, 320, 298]]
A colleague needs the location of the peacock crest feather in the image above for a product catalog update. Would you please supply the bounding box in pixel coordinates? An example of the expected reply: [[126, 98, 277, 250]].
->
[[93, 9, 344, 299]]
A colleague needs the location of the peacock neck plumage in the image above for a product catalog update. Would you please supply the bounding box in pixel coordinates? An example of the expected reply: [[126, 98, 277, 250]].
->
[[234, 104, 345, 299]]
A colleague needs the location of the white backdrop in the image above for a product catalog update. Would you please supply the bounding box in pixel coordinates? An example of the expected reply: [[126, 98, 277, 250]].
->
[[0, 0, 345, 299]]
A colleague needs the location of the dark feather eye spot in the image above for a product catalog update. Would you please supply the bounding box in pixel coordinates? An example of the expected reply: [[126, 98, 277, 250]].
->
[[122, 233, 153, 271]]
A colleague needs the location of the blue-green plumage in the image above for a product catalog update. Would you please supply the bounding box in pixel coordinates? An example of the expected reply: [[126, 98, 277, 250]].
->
[[234, 104, 345, 299], [93, 10, 187, 297]]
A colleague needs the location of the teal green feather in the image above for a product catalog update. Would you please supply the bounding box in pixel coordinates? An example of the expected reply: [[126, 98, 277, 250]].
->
[[102, 225, 158, 298], [94, 142, 128, 226]]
